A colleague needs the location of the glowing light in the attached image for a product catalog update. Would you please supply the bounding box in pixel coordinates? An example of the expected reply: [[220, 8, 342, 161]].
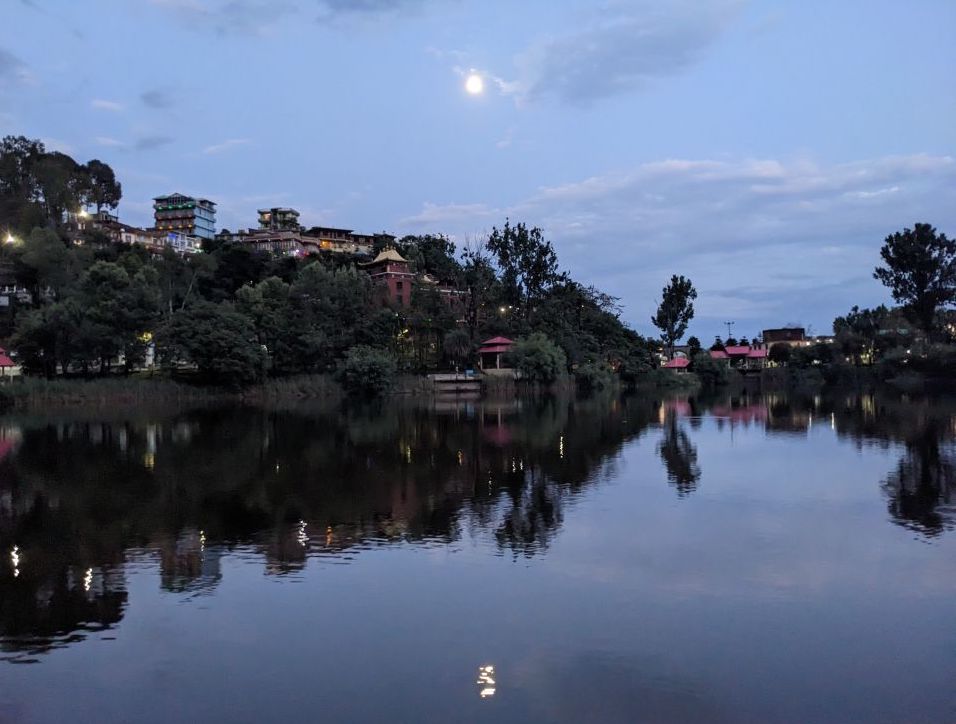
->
[[559, 435, 564, 460], [4, 233, 15, 245], [78, 209, 89, 219], [297, 520, 308, 547], [477, 664, 496, 698], [465, 73, 484, 95], [83, 567, 93, 592], [11, 546, 20, 578]]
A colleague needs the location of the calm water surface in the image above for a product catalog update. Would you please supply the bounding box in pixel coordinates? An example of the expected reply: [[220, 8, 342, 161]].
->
[[0, 390, 954, 723]]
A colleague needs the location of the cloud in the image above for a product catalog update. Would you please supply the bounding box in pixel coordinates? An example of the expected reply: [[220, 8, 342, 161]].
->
[[149, 0, 297, 36], [513, 0, 742, 105], [134, 135, 175, 151], [316, 0, 429, 17], [398, 153, 956, 334], [91, 98, 124, 112], [141, 88, 174, 108], [202, 138, 251, 154], [93, 134, 176, 152], [0, 47, 30, 86]]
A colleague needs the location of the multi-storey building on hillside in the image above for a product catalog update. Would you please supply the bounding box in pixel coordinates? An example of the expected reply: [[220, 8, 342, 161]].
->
[[153, 193, 217, 239]]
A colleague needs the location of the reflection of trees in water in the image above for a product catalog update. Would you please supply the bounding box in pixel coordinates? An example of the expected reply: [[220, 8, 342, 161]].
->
[[657, 413, 700, 497], [882, 422, 955, 537], [0, 394, 661, 650]]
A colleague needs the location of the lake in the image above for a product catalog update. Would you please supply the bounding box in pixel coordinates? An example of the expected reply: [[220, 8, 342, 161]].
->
[[1, 389, 954, 723]]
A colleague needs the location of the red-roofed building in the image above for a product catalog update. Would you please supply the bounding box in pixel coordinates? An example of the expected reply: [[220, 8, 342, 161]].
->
[[709, 345, 767, 371], [663, 357, 691, 373], [478, 337, 514, 374]]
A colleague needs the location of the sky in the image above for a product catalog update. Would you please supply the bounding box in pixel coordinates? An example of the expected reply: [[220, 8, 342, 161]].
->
[[2, 0, 955, 341]]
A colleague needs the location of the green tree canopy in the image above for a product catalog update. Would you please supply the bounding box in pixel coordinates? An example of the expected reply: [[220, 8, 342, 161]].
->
[[651, 274, 697, 355], [873, 223, 955, 333]]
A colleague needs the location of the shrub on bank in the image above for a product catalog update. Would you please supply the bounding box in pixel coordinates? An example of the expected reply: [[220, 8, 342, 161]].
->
[[575, 361, 614, 391], [505, 333, 567, 384], [690, 351, 730, 386], [339, 345, 398, 397]]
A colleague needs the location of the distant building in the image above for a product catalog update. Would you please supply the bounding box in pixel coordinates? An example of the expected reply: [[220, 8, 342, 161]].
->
[[707, 345, 768, 370], [762, 327, 807, 346], [663, 357, 691, 373], [153, 193, 216, 239], [258, 207, 301, 231], [361, 247, 416, 307]]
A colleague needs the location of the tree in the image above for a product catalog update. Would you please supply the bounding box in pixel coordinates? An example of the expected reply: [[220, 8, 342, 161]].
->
[[486, 220, 563, 321], [710, 336, 725, 351], [339, 345, 397, 397], [651, 274, 697, 356], [687, 336, 702, 354], [768, 343, 791, 366], [156, 301, 267, 387], [873, 223, 955, 334], [505, 333, 567, 384], [461, 244, 499, 341], [84, 160, 121, 212], [442, 328, 472, 370], [17, 227, 76, 303], [690, 351, 729, 386]]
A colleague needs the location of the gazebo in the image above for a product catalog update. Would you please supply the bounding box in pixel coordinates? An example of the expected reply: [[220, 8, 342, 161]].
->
[[478, 336, 514, 373], [0, 348, 15, 378]]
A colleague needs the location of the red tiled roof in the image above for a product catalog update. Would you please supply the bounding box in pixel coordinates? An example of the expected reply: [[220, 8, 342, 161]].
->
[[724, 345, 751, 356], [0, 354, 14, 367], [663, 357, 691, 369], [478, 336, 514, 354], [747, 347, 768, 358], [710, 350, 729, 359]]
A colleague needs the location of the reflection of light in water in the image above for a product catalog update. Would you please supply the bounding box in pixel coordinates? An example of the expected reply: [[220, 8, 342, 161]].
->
[[143, 451, 155, 470], [11, 545, 19, 578], [477, 664, 496, 698], [199, 529, 206, 553], [326, 526, 333, 546], [83, 567, 93, 592], [559, 435, 564, 459], [297, 520, 308, 547], [831, 412, 835, 430], [457, 450, 463, 466]]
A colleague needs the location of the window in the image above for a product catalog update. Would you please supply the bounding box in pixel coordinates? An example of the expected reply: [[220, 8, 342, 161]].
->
[[396, 281, 403, 290]]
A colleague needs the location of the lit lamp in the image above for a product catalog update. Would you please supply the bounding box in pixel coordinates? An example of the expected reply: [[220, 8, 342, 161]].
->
[[3, 232, 15, 245]]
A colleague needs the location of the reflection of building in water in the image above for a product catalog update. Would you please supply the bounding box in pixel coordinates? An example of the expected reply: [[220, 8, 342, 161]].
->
[[158, 529, 222, 594]]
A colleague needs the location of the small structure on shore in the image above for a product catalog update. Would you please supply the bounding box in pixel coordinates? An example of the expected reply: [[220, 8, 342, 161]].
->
[[478, 337, 514, 375], [663, 357, 691, 373]]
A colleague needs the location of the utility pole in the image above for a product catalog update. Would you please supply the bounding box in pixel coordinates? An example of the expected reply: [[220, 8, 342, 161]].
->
[[724, 321, 735, 340]]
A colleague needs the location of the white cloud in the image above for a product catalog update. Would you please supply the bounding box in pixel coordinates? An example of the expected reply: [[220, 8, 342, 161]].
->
[[91, 99, 124, 112], [506, 0, 743, 105], [95, 136, 125, 147], [202, 138, 251, 154], [397, 153, 956, 334]]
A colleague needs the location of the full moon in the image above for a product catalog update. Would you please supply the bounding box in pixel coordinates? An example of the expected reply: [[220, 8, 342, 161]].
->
[[465, 73, 484, 95]]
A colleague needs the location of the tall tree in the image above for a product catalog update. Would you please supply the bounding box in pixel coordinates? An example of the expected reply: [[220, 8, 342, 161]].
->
[[486, 220, 563, 321], [84, 159, 122, 212], [873, 223, 955, 334], [651, 274, 697, 357]]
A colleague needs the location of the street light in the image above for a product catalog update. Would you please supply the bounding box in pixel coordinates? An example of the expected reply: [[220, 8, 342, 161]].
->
[[3, 232, 15, 245]]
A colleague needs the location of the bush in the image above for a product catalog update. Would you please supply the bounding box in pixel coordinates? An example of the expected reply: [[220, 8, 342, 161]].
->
[[690, 351, 729, 386], [156, 301, 267, 388], [575, 361, 613, 391], [505, 333, 567, 384], [339, 345, 397, 397]]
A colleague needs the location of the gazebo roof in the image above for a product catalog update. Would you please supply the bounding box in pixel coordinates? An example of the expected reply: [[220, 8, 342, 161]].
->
[[0, 353, 14, 367]]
